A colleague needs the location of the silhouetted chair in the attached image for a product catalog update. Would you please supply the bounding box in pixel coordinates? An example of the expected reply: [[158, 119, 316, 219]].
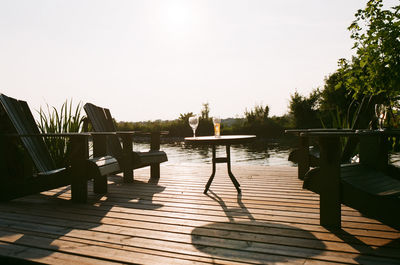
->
[[0, 94, 120, 202], [84, 103, 167, 183], [298, 130, 400, 230]]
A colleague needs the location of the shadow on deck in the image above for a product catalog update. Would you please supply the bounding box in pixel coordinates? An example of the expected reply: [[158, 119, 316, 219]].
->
[[0, 165, 399, 264]]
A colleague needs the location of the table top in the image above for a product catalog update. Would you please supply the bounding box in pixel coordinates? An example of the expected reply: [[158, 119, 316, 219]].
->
[[184, 135, 256, 145]]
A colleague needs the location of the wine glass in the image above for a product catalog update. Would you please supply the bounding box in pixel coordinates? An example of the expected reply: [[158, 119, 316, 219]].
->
[[189, 115, 199, 138], [375, 104, 387, 130]]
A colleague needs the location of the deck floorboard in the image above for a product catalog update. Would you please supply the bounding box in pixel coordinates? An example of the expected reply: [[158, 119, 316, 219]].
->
[[0, 165, 399, 264]]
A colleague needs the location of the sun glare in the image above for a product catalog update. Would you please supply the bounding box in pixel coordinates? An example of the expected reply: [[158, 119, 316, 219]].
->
[[162, 1, 195, 31]]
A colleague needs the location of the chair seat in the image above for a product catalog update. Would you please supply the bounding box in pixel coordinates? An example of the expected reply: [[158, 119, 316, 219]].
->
[[0, 167, 71, 201], [341, 164, 400, 198]]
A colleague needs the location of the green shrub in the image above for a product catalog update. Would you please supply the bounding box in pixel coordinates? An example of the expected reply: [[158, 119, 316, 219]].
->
[[37, 100, 85, 167]]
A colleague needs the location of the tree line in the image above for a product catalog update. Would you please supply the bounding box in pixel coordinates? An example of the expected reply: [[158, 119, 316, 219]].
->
[[117, 102, 289, 138]]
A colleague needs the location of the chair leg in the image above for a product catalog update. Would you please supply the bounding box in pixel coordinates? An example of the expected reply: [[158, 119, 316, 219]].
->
[[151, 163, 160, 179], [93, 174, 108, 194], [71, 177, 87, 203], [124, 168, 134, 183]]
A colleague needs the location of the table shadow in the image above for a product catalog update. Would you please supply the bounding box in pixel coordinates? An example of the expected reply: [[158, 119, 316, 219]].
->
[[191, 191, 326, 263]]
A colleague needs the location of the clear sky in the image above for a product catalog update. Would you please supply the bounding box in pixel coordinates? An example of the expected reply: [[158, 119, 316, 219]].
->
[[0, 0, 395, 122]]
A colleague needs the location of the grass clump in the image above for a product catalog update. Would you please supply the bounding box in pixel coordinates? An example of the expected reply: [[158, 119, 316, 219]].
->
[[37, 100, 85, 167]]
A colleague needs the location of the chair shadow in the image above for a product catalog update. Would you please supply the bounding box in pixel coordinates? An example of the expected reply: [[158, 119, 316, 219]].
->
[[0, 175, 166, 260], [327, 228, 400, 263], [191, 190, 326, 263]]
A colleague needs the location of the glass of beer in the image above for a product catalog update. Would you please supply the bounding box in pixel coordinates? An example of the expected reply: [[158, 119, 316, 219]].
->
[[213, 116, 221, 137]]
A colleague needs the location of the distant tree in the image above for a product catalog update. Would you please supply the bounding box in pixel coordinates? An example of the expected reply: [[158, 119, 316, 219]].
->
[[178, 112, 194, 124], [289, 90, 321, 129], [200, 103, 210, 120], [244, 104, 269, 125], [243, 104, 283, 137], [198, 103, 213, 135]]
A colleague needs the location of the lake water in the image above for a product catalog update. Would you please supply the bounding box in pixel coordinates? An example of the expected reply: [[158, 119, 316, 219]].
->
[[133, 140, 296, 166], [132, 140, 400, 167]]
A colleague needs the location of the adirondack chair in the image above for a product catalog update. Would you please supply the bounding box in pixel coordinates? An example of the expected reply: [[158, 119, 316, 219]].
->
[[0, 94, 120, 202], [287, 96, 378, 180], [286, 128, 355, 180], [300, 130, 400, 230], [84, 103, 168, 183]]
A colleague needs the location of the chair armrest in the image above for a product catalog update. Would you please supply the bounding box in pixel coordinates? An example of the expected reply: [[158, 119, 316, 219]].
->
[[117, 131, 169, 151], [285, 129, 310, 135], [0, 132, 90, 164], [2, 132, 90, 138], [115, 131, 169, 136], [115, 131, 139, 136], [90, 132, 117, 136], [285, 128, 354, 135]]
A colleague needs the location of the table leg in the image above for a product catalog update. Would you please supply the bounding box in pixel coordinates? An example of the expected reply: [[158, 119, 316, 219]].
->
[[204, 144, 241, 194], [226, 145, 241, 193], [204, 145, 217, 194]]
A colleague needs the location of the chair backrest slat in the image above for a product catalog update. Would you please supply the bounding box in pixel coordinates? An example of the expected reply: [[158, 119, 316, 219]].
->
[[0, 94, 56, 172], [84, 103, 123, 158]]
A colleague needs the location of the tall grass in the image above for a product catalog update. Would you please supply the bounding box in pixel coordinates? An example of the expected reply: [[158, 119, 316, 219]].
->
[[37, 100, 85, 167]]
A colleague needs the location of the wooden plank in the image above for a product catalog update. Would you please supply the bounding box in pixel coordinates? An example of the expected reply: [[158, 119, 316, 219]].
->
[[36, 188, 393, 231], [0, 165, 399, 265], [0, 230, 218, 265], [0, 241, 121, 265], [0, 213, 398, 265], [1, 200, 398, 258], [1, 209, 398, 258]]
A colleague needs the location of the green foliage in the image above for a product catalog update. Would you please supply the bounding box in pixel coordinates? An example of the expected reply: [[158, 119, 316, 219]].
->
[[198, 103, 213, 136], [242, 104, 284, 138], [179, 112, 194, 123], [37, 100, 85, 167], [316, 0, 400, 130], [200, 103, 210, 120], [288, 90, 322, 129], [244, 105, 269, 124], [343, 0, 400, 101]]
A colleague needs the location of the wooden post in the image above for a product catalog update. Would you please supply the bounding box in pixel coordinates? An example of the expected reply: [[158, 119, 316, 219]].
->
[[120, 134, 134, 183], [70, 135, 88, 203], [150, 131, 161, 178], [298, 136, 310, 180], [319, 136, 341, 228], [150, 131, 160, 151], [92, 134, 108, 194]]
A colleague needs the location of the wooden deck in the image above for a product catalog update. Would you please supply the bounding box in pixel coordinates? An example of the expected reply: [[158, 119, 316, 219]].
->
[[0, 164, 399, 264]]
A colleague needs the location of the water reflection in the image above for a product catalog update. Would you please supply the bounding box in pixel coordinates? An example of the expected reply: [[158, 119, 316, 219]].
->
[[132, 140, 296, 166], [90, 138, 400, 167]]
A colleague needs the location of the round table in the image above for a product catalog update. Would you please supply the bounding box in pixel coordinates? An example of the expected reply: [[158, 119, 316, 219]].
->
[[184, 135, 256, 193]]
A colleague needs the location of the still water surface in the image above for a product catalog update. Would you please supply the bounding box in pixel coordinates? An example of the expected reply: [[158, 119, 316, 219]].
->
[[132, 140, 400, 167], [133, 140, 296, 166]]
